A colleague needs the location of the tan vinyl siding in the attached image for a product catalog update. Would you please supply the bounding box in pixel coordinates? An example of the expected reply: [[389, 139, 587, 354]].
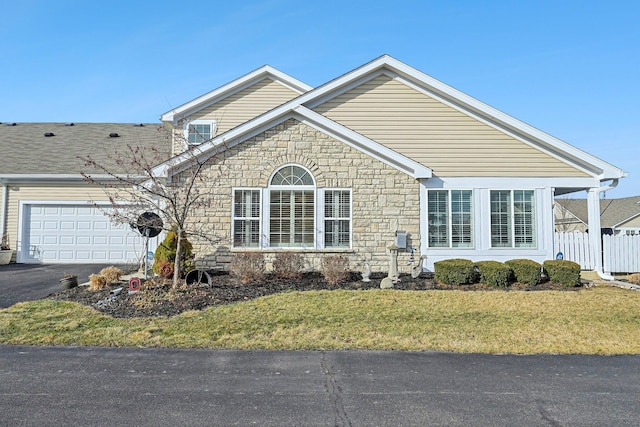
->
[[620, 215, 640, 228], [191, 78, 300, 135], [4, 184, 111, 252], [313, 74, 589, 177]]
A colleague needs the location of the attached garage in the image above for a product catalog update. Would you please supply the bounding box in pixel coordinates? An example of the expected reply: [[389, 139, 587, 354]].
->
[[18, 202, 147, 264]]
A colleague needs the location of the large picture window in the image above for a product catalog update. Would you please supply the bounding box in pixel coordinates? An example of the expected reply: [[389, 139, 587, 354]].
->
[[490, 190, 535, 248], [269, 165, 315, 248], [232, 165, 352, 250], [427, 190, 473, 248]]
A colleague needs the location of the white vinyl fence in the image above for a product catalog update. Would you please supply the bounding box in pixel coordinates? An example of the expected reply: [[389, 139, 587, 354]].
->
[[555, 232, 640, 273]]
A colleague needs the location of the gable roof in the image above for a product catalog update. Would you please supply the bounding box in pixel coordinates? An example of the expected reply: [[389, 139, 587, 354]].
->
[[0, 122, 169, 180], [154, 55, 625, 183], [298, 55, 625, 181], [556, 196, 640, 228], [160, 65, 313, 125]]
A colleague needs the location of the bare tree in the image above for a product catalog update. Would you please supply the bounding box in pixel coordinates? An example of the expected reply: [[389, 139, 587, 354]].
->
[[80, 125, 222, 287]]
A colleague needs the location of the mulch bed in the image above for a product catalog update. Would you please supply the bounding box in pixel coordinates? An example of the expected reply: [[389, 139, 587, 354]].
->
[[47, 271, 582, 319]]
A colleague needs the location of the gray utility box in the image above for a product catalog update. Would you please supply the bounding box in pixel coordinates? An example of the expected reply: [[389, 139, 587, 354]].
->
[[395, 230, 407, 249]]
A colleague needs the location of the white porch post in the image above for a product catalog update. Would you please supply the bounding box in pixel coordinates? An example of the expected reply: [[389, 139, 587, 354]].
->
[[586, 187, 603, 273]]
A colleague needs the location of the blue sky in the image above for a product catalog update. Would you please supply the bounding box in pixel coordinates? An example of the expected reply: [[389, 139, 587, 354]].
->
[[2, 0, 638, 198]]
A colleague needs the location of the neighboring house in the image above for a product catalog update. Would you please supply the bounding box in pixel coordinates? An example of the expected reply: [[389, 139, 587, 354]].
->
[[154, 55, 626, 274], [0, 55, 627, 274], [0, 123, 170, 263], [555, 196, 640, 235]]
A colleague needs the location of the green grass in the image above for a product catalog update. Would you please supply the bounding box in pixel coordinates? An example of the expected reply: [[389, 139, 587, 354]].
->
[[1, 286, 639, 354]]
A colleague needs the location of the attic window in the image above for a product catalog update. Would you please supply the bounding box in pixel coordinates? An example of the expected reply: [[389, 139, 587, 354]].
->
[[184, 119, 216, 145], [109, 133, 120, 138], [44, 132, 55, 137]]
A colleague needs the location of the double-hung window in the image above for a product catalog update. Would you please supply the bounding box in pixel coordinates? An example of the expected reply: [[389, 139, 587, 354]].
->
[[184, 119, 216, 145], [490, 190, 535, 248], [324, 190, 351, 248], [233, 189, 261, 247], [427, 190, 473, 248]]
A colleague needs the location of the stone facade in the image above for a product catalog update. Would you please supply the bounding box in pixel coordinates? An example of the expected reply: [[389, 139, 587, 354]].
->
[[188, 118, 421, 274]]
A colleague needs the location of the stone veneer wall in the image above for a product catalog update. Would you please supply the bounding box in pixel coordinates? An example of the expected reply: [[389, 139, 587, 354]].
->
[[184, 118, 421, 274]]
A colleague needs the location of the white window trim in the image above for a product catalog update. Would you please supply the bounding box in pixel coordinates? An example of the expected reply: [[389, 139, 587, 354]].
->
[[183, 119, 217, 146]]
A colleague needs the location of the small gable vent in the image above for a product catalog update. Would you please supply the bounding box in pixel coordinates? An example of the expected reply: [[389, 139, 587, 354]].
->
[[44, 132, 55, 137], [109, 133, 120, 138]]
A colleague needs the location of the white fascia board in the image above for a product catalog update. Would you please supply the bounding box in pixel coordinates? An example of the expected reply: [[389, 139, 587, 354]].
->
[[160, 65, 312, 124], [297, 54, 625, 181], [294, 107, 432, 179], [612, 212, 640, 229], [425, 176, 601, 190], [0, 174, 120, 184]]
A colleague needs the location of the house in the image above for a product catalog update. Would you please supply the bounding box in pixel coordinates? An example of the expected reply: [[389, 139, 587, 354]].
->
[[154, 55, 626, 274], [555, 196, 640, 235], [0, 55, 626, 276], [0, 123, 170, 263]]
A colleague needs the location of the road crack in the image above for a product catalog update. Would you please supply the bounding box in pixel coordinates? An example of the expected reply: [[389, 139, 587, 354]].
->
[[321, 352, 352, 427]]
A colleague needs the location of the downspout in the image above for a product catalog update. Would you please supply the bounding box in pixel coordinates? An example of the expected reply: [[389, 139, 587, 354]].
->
[[0, 184, 7, 237], [587, 179, 619, 280]]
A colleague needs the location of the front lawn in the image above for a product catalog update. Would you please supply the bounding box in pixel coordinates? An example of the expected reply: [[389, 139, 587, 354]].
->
[[1, 285, 639, 354]]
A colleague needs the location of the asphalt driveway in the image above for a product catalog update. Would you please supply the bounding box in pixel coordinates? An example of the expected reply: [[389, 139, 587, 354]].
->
[[0, 263, 115, 308]]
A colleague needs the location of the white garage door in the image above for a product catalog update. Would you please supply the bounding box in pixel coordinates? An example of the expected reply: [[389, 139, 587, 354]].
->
[[21, 204, 146, 264]]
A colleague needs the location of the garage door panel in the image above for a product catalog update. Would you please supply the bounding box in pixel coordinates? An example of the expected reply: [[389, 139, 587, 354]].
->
[[23, 204, 153, 264]]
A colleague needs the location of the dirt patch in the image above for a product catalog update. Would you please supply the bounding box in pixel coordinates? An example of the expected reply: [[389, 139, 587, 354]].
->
[[47, 271, 582, 318]]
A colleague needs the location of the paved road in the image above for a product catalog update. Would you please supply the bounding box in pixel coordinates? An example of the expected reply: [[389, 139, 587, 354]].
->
[[1, 346, 638, 426], [0, 264, 114, 308]]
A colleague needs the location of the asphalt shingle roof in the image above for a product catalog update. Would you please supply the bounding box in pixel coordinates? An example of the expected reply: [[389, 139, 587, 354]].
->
[[0, 122, 171, 175], [556, 196, 640, 228]]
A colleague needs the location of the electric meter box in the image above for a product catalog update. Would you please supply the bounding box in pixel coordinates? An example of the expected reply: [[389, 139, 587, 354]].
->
[[395, 231, 407, 249]]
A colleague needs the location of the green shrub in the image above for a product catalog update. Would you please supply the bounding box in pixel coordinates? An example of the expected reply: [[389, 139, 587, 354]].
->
[[320, 255, 350, 287], [153, 228, 194, 278], [434, 259, 476, 285], [230, 252, 266, 284], [272, 252, 305, 279], [505, 259, 543, 286], [474, 261, 512, 287], [543, 260, 581, 287]]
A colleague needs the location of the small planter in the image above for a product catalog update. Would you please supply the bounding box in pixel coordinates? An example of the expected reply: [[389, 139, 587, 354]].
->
[[0, 250, 13, 265], [60, 275, 78, 289]]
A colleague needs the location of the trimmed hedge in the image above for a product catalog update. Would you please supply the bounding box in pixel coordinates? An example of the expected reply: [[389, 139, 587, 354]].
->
[[505, 259, 544, 286], [434, 259, 476, 285], [474, 261, 512, 287], [543, 260, 581, 287]]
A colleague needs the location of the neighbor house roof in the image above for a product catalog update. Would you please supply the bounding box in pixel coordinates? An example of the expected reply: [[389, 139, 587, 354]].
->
[[0, 122, 170, 180], [556, 196, 640, 228]]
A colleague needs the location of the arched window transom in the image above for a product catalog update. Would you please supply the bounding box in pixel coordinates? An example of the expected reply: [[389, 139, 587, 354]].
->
[[270, 165, 314, 186]]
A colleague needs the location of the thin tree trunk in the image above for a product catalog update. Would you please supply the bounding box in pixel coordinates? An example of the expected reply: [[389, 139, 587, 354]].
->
[[173, 229, 182, 288]]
